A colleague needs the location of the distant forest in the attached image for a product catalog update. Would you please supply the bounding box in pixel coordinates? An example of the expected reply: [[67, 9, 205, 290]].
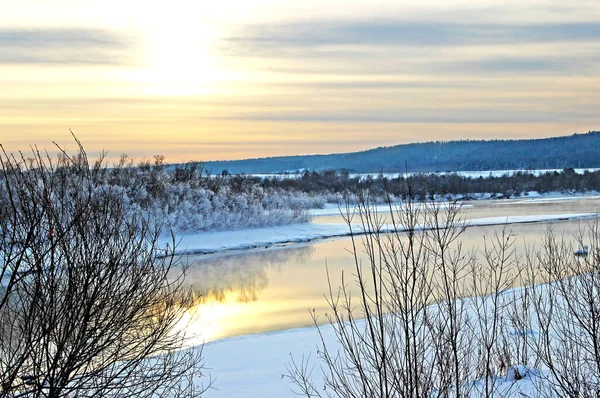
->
[[200, 131, 600, 174], [260, 168, 600, 199]]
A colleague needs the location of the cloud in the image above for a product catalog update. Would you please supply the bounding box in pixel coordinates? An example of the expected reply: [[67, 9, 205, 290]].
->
[[458, 57, 575, 73], [223, 21, 600, 53], [0, 28, 133, 65], [228, 106, 597, 124], [218, 20, 600, 77]]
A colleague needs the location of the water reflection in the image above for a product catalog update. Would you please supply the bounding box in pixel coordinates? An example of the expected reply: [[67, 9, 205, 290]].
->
[[185, 246, 314, 304], [181, 245, 318, 343]]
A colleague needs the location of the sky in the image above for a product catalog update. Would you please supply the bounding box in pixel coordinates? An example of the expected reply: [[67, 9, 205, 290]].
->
[[1, 0, 599, 162]]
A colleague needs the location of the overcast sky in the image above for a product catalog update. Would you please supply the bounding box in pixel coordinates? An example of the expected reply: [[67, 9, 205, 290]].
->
[[2, 0, 599, 161]]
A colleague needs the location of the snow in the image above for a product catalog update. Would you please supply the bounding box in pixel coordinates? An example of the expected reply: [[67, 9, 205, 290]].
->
[[164, 223, 352, 255], [467, 213, 595, 226], [309, 202, 474, 217], [163, 212, 597, 255], [505, 194, 600, 204], [200, 285, 547, 397], [201, 327, 318, 397], [436, 168, 599, 179]]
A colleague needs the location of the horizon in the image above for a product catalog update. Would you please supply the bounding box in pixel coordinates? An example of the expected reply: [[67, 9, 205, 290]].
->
[[200, 129, 598, 165], [3, 129, 597, 166], [2, 1, 599, 161]]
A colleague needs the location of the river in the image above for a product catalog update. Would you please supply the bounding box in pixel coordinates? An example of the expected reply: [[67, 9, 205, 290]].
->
[[182, 196, 600, 343]]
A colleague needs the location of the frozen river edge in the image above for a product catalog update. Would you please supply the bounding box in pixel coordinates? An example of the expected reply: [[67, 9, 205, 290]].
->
[[163, 212, 598, 256]]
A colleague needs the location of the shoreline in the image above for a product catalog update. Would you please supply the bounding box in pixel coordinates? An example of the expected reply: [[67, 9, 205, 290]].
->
[[163, 211, 598, 256]]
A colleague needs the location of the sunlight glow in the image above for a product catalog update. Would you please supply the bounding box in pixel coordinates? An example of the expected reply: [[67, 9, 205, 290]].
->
[[136, 3, 229, 97], [144, 33, 212, 95]]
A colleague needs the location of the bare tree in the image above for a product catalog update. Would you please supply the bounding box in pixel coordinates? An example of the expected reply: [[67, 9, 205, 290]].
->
[[515, 223, 600, 397], [286, 191, 536, 398], [0, 138, 208, 397], [287, 192, 487, 397], [467, 228, 519, 397]]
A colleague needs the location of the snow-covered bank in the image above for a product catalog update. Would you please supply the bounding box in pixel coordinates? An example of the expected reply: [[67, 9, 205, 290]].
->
[[164, 213, 597, 255], [436, 190, 600, 202], [309, 202, 475, 217], [202, 327, 540, 397], [200, 285, 543, 397], [201, 326, 320, 397], [502, 194, 600, 204]]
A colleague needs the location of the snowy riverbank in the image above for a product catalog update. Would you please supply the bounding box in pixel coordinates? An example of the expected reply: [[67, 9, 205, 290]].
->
[[201, 284, 546, 397], [163, 212, 597, 255]]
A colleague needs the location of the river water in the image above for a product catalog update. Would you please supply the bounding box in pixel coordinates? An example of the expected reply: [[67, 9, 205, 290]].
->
[[182, 196, 600, 343]]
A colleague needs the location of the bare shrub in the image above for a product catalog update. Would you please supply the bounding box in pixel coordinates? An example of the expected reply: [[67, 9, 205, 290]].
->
[[286, 191, 541, 398], [467, 228, 520, 397], [287, 193, 507, 397], [516, 222, 600, 397], [0, 138, 208, 397], [296, 194, 600, 398]]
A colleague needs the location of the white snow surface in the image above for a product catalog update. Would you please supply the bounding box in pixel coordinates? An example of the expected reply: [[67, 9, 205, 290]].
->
[[164, 212, 597, 255], [200, 285, 544, 397], [309, 202, 475, 217], [201, 326, 319, 397], [505, 194, 600, 204]]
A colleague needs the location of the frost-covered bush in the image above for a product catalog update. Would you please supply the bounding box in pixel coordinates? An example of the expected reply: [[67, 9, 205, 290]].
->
[[79, 162, 326, 233], [142, 184, 316, 232], [0, 152, 330, 234]]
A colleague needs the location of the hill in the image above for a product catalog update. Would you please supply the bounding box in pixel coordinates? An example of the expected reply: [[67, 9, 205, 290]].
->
[[199, 131, 600, 174]]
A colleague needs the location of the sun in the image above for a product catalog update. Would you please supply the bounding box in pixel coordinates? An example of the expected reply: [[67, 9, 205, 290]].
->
[[144, 29, 213, 96], [137, 8, 226, 97]]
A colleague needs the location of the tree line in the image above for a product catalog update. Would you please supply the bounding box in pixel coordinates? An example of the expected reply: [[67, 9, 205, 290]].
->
[[260, 168, 600, 199]]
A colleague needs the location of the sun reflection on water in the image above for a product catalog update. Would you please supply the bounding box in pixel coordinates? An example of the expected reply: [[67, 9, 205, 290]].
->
[[179, 245, 317, 343]]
